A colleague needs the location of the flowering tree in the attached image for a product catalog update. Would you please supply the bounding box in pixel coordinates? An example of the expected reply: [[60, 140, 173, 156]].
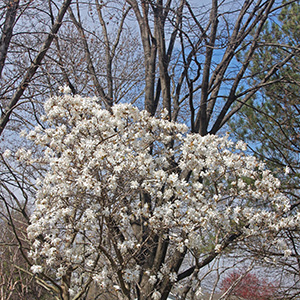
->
[[15, 91, 297, 300], [220, 270, 277, 300], [1, 1, 300, 299]]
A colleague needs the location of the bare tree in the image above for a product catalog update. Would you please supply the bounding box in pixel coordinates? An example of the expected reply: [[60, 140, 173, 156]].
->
[[0, 0, 20, 78], [0, 0, 72, 135]]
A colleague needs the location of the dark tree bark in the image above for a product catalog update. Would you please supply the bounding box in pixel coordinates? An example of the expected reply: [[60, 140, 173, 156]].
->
[[0, 0, 20, 78]]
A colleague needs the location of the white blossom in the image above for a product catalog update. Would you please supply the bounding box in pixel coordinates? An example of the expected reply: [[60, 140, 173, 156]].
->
[[130, 180, 139, 189], [2, 149, 11, 158], [284, 249, 292, 257], [195, 286, 203, 297], [59, 85, 71, 94], [152, 290, 161, 300], [17, 93, 297, 299], [149, 275, 157, 284], [123, 268, 139, 283], [169, 272, 178, 282], [215, 244, 222, 253], [31, 265, 43, 274]]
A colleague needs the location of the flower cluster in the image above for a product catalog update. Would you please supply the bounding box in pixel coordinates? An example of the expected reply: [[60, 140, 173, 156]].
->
[[18, 93, 297, 298]]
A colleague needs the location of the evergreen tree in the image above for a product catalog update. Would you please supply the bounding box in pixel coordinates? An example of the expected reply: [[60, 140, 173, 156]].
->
[[230, 2, 300, 298]]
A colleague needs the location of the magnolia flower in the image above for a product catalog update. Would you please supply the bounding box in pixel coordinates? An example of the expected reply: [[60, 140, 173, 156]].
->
[[59, 85, 71, 94], [31, 265, 43, 274], [18, 93, 296, 299], [169, 272, 178, 282], [285, 166, 291, 175], [152, 290, 161, 300], [130, 180, 139, 189], [149, 275, 157, 284], [2, 149, 11, 158], [215, 244, 222, 253], [284, 249, 292, 257]]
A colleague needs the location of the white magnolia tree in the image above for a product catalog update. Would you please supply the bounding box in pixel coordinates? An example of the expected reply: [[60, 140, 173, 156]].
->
[[14, 91, 298, 300]]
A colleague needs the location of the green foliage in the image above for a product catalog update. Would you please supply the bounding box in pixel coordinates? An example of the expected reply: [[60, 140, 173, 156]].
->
[[230, 0, 300, 182]]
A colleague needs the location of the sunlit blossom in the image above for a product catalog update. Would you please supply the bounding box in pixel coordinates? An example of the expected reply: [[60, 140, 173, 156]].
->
[[17, 94, 296, 298]]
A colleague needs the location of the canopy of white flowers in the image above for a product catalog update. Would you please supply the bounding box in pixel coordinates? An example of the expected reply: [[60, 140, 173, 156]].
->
[[17, 91, 297, 299]]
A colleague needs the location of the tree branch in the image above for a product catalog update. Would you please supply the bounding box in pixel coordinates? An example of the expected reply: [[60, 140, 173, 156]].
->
[[0, 0, 72, 136]]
